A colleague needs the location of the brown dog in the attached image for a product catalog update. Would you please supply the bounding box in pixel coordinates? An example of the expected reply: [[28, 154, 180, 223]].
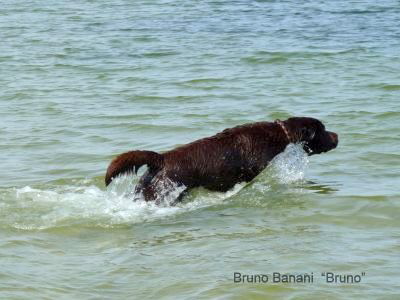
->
[[105, 117, 338, 203]]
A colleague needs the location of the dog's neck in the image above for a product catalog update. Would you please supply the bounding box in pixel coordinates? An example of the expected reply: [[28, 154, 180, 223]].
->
[[276, 120, 294, 143]]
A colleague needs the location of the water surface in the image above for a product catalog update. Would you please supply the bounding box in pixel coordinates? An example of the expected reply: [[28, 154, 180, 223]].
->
[[1, 0, 399, 299]]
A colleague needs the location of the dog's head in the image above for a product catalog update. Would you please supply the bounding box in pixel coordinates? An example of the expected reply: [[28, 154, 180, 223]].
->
[[284, 117, 338, 155]]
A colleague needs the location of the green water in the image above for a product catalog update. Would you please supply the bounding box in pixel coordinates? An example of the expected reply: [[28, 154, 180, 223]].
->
[[1, 0, 399, 299]]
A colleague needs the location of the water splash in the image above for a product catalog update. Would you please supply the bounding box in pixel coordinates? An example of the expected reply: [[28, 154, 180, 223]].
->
[[267, 143, 309, 184], [0, 144, 309, 230], [232, 143, 309, 206]]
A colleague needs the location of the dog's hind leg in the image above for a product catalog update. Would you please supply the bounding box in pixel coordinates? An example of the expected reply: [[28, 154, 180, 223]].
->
[[134, 170, 187, 205], [133, 170, 158, 201]]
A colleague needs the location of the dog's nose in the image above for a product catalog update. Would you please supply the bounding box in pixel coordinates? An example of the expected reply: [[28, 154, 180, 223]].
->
[[329, 132, 338, 146]]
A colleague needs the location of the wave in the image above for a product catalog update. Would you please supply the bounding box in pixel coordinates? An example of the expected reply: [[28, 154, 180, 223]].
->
[[241, 49, 362, 64]]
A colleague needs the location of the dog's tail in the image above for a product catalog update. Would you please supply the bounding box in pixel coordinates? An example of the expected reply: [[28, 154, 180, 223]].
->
[[105, 150, 164, 186]]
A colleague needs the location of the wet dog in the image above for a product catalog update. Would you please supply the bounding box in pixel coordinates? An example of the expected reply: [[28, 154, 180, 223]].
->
[[105, 117, 338, 203]]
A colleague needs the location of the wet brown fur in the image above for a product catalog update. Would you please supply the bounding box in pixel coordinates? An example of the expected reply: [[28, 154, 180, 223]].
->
[[105, 117, 338, 204]]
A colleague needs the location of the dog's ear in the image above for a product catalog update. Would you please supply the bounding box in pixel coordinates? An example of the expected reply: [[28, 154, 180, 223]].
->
[[301, 127, 315, 141]]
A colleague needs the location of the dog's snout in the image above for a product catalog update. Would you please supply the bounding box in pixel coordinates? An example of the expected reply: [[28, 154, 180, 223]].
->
[[329, 131, 338, 146]]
